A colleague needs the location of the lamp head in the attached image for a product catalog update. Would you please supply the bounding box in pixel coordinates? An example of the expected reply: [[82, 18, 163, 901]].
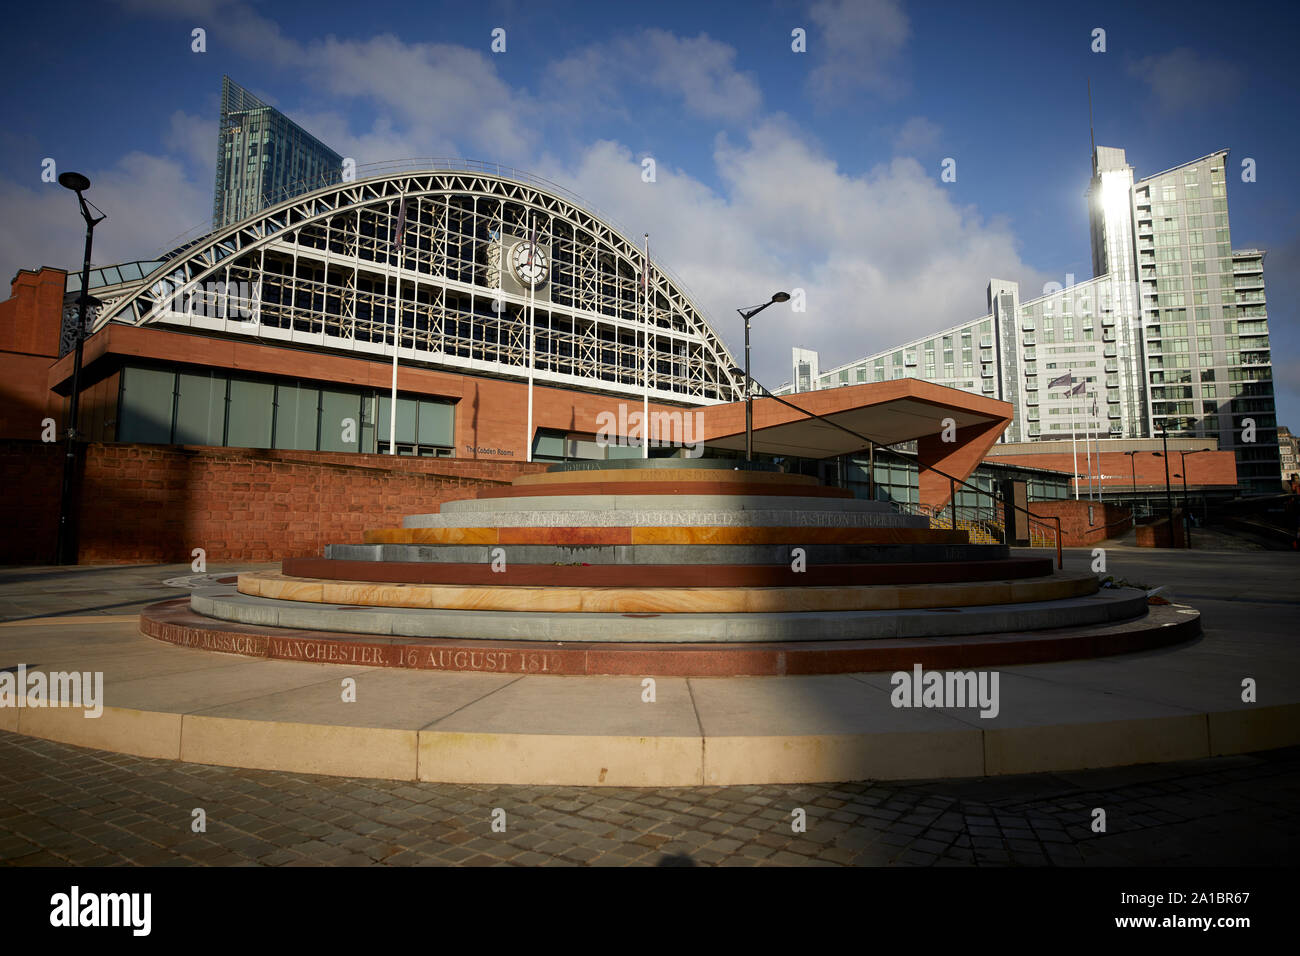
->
[[58, 171, 91, 193], [770, 292, 791, 303]]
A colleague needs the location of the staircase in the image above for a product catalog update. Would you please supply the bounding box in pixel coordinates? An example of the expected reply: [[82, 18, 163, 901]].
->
[[893, 500, 1058, 548]]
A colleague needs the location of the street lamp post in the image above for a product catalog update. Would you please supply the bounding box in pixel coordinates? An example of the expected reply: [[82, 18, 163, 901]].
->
[[1176, 448, 1212, 549], [55, 172, 106, 566], [1174, 471, 1188, 542], [1123, 450, 1138, 502], [1153, 429, 1174, 519], [737, 292, 790, 462], [1122, 449, 1140, 523]]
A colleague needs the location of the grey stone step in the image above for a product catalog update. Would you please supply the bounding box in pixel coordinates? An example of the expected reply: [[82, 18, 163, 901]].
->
[[401, 509, 930, 529], [325, 542, 1010, 565], [190, 587, 1148, 644]]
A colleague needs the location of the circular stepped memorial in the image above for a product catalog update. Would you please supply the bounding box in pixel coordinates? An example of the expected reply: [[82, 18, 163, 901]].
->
[[143, 459, 1200, 675]]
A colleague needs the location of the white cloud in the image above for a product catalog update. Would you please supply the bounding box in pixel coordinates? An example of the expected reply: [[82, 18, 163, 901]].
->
[[807, 0, 911, 104], [545, 28, 762, 123], [306, 35, 538, 162], [544, 123, 1051, 387], [1128, 47, 1243, 112], [164, 111, 216, 177], [0, 152, 210, 282], [892, 115, 942, 154], [121, 1, 539, 161]]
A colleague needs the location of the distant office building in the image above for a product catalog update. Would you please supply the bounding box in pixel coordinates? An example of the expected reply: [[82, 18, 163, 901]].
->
[[782, 145, 1281, 495], [1279, 426, 1299, 483], [213, 75, 343, 229], [790, 347, 820, 395]]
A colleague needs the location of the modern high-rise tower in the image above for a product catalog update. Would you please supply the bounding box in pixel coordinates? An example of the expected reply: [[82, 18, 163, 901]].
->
[[213, 76, 343, 229], [781, 145, 1280, 495]]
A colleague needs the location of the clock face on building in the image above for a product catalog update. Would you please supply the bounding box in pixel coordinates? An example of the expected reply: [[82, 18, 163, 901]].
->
[[510, 240, 549, 288]]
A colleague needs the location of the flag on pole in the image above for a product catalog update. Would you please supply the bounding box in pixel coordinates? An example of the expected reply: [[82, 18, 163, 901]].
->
[[1048, 371, 1074, 388], [1069, 380, 1087, 396], [392, 195, 407, 249]]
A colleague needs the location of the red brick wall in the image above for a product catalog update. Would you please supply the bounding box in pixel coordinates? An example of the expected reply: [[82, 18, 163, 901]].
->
[[0, 440, 549, 565], [0, 268, 68, 440], [985, 449, 1237, 492], [1026, 499, 1133, 547], [0, 440, 64, 564], [1136, 517, 1186, 549]]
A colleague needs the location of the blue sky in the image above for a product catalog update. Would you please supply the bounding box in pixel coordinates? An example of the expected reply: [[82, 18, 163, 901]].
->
[[2, 0, 1297, 427]]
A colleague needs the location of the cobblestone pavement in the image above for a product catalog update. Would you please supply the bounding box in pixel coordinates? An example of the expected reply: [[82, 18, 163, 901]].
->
[[1, 732, 1296, 867]]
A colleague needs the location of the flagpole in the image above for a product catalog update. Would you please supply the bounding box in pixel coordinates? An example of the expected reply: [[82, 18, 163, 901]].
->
[[642, 233, 650, 460], [389, 194, 405, 455], [1084, 388, 1094, 501], [1070, 372, 1079, 500], [525, 210, 535, 463], [1094, 396, 1104, 501]]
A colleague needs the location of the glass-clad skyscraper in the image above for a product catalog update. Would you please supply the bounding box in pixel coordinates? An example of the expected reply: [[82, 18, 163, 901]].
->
[[782, 145, 1280, 495], [213, 76, 343, 229]]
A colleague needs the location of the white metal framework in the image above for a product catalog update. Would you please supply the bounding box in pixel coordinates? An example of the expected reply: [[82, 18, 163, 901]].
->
[[89, 169, 742, 404]]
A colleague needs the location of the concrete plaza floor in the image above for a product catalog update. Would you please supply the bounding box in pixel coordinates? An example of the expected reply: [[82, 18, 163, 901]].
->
[[0, 543, 1297, 865]]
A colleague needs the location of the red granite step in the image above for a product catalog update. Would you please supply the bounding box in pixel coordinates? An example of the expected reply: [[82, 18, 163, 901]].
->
[[280, 556, 1056, 587]]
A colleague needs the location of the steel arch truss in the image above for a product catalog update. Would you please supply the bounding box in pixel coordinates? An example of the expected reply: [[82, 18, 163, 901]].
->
[[92, 170, 743, 404]]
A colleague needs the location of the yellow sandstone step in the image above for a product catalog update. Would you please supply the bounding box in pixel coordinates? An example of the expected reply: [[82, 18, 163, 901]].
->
[[235, 570, 1098, 614]]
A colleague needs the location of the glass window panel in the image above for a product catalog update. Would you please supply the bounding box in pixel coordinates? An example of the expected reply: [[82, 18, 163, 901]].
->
[[417, 400, 454, 447], [175, 371, 226, 446], [376, 396, 418, 446], [118, 366, 175, 444], [227, 378, 274, 448], [274, 383, 319, 450], [319, 390, 362, 451], [532, 432, 565, 459]]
